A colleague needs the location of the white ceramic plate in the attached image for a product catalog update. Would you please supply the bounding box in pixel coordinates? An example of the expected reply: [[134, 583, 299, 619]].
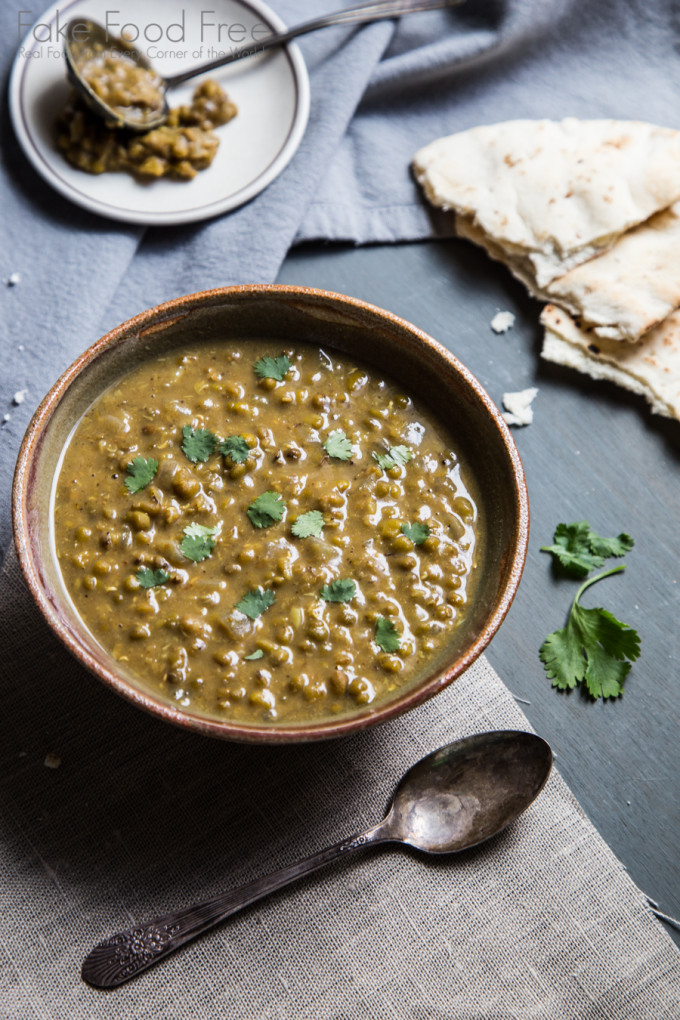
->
[[9, 0, 310, 225]]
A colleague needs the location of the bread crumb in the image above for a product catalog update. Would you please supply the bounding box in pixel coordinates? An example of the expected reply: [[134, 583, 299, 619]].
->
[[502, 387, 538, 426], [2, 414, 10, 425], [491, 311, 515, 334], [44, 753, 62, 769], [13, 389, 27, 406], [6, 272, 20, 287]]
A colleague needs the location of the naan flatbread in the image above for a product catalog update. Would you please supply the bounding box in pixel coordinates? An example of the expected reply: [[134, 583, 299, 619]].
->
[[458, 204, 680, 344], [545, 204, 680, 342], [414, 119, 680, 287], [540, 304, 680, 420]]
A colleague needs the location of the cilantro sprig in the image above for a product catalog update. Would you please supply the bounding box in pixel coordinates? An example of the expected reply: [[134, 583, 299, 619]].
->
[[539, 566, 640, 700], [401, 522, 429, 545], [323, 430, 353, 461], [235, 588, 276, 620], [136, 567, 170, 589], [219, 435, 250, 464], [125, 456, 158, 494], [247, 491, 285, 528], [254, 355, 291, 381], [541, 521, 634, 577], [292, 510, 324, 538], [182, 425, 218, 463], [320, 579, 356, 603], [180, 522, 219, 562], [373, 445, 413, 471]]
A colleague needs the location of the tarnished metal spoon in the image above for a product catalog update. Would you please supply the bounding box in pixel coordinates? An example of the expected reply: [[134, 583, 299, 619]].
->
[[82, 730, 552, 988], [64, 0, 464, 131]]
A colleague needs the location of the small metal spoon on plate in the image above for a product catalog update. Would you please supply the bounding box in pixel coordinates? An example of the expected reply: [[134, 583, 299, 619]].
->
[[82, 729, 552, 988], [64, 0, 464, 131]]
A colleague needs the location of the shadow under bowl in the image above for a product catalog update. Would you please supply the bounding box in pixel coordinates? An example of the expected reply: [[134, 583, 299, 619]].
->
[[13, 285, 529, 743]]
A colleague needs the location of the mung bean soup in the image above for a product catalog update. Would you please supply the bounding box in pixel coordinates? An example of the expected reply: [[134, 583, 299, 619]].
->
[[53, 341, 480, 725]]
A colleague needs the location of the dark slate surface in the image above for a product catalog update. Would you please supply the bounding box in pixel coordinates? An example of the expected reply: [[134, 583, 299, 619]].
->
[[276, 239, 680, 948]]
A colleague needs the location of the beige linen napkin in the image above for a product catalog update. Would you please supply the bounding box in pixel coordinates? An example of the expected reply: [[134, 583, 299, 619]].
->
[[1, 548, 679, 1019]]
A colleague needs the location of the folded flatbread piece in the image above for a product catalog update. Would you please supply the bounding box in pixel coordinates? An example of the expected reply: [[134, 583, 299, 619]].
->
[[540, 304, 680, 420], [414, 119, 680, 288], [545, 204, 680, 342], [458, 204, 680, 343]]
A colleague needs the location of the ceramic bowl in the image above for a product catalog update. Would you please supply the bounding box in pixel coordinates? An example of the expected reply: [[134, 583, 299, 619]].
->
[[13, 285, 529, 742]]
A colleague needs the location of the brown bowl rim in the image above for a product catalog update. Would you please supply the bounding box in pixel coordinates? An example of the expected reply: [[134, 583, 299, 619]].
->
[[12, 284, 529, 743]]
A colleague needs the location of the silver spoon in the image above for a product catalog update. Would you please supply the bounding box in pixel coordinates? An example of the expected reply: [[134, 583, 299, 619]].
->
[[64, 0, 464, 131], [82, 729, 552, 988]]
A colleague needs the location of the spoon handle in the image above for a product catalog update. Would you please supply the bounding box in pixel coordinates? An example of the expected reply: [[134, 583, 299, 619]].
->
[[165, 0, 463, 87], [81, 824, 386, 989]]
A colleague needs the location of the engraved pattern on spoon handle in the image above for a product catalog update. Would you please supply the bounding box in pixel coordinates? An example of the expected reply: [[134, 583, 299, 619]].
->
[[82, 825, 386, 989]]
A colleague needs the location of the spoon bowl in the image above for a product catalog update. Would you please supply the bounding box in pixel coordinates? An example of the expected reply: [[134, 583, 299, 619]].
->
[[384, 730, 553, 853], [64, 19, 170, 131], [82, 730, 552, 988]]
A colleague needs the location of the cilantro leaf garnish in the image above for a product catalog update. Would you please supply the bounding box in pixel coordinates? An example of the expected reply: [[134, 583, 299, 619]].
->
[[253, 355, 291, 381], [323, 430, 353, 461], [541, 521, 634, 577], [247, 491, 285, 528], [180, 522, 219, 562], [375, 616, 401, 653], [539, 566, 640, 699], [320, 578, 356, 603], [373, 451, 394, 470], [182, 425, 218, 463], [390, 445, 413, 466], [235, 588, 276, 620], [136, 567, 170, 589], [292, 510, 324, 538], [373, 445, 413, 471], [125, 456, 158, 494], [401, 522, 430, 545], [244, 649, 264, 660], [588, 532, 635, 560], [219, 435, 250, 464]]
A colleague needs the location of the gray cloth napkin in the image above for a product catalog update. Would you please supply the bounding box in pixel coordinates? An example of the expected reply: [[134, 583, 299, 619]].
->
[[3, 0, 680, 1015], [1, 549, 679, 1020]]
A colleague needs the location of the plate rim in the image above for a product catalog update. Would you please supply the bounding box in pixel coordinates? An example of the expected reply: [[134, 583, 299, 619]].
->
[[9, 0, 311, 226]]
